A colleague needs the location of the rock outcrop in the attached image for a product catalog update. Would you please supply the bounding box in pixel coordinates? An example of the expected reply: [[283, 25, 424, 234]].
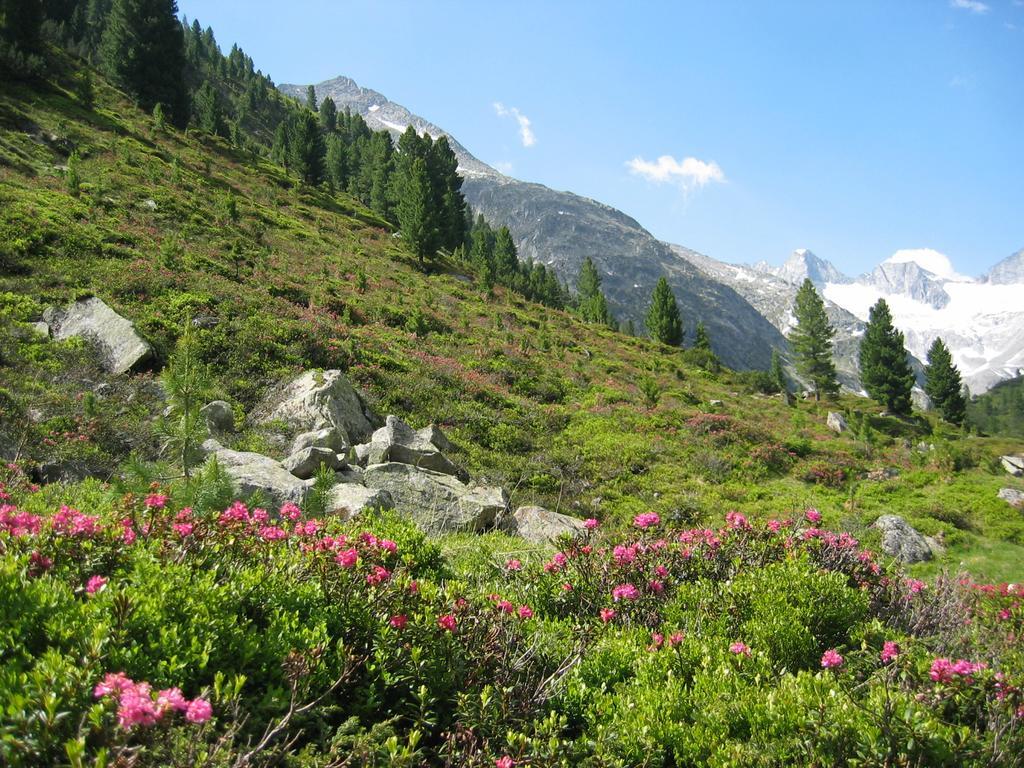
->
[[200, 401, 234, 433], [998, 488, 1024, 508], [502, 505, 585, 544], [873, 515, 933, 564], [254, 369, 378, 443], [1001, 455, 1024, 477], [42, 297, 152, 374], [367, 416, 465, 479], [281, 446, 344, 480], [202, 441, 308, 508], [324, 484, 394, 520], [826, 412, 847, 434], [363, 462, 507, 535], [291, 427, 346, 456]]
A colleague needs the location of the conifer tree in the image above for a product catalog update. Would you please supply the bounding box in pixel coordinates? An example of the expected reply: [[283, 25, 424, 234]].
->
[[645, 277, 683, 346], [789, 278, 839, 400], [493, 227, 518, 278], [99, 0, 188, 124], [319, 95, 337, 132], [192, 81, 224, 136], [925, 337, 966, 426], [770, 348, 788, 393], [305, 84, 317, 112], [693, 321, 711, 351], [859, 298, 915, 415], [395, 156, 435, 264], [285, 109, 325, 185], [577, 257, 615, 327]]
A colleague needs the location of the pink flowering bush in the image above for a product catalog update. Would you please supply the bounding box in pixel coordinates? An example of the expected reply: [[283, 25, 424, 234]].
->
[[0, 475, 1021, 767]]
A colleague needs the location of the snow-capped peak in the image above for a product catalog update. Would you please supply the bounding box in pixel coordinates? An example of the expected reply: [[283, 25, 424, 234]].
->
[[882, 249, 971, 283]]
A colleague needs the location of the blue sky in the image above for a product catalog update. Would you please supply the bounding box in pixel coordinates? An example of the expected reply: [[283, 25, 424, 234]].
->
[[177, 0, 1023, 277]]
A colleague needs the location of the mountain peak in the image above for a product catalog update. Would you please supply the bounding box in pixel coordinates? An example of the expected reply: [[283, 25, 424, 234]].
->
[[775, 249, 849, 287], [986, 247, 1024, 285], [882, 248, 970, 283]]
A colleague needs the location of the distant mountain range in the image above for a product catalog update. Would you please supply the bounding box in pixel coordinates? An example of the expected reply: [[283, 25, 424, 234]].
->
[[280, 77, 1023, 394]]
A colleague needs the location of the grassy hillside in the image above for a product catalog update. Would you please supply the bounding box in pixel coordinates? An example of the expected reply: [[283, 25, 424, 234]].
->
[[1, 58, 1023, 586], [969, 375, 1024, 439]]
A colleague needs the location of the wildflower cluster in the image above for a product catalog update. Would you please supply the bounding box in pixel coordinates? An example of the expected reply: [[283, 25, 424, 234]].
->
[[93, 672, 211, 729]]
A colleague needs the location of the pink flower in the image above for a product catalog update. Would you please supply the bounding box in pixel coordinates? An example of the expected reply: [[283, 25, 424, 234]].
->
[[156, 687, 189, 713], [259, 525, 287, 541], [561, 582, 573, 591], [805, 508, 822, 524], [668, 632, 685, 647], [505, 558, 522, 571], [725, 511, 750, 530], [931, 658, 986, 682], [496, 757, 515, 768], [280, 502, 302, 521], [28, 551, 52, 574], [251, 508, 269, 525], [612, 583, 640, 602], [612, 544, 637, 566], [117, 685, 160, 729], [730, 642, 750, 657], [821, 649, 844, 669], [335, 548, 358, 568], [496, 599, 515, 614], [438, 614, 457, 632], [173, 522, 195, 537], [366, 565, 391, 586], [185, 697, 212, 723], [654, 564, 669, 578], [880, 641, 900, 663], [905, 578, 927, 595], [633, 512, 661, 529], [378, 539, 398, 554], [584, 518, 599, 529], [766, 519, 782, 533], [121, 519, 136, 545], [94, 672, 133, 698], [389, 614, 408, 629], [648, 579, 665, 594], [85, 575, 107, 595], [518, 605, 534, 620], [144, 493, 168, 510]]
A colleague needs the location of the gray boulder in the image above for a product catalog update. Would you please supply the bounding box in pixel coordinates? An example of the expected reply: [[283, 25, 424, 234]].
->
[[200, 400, 234, 433], [254, 369, 378, 443], [363, 462, 508, 535], [352, 443, 372, 467], [43, 297, 152, 374], [29, 321, 50, 337], [281, 446, 344, 480], [38, 459, 106, 484], [324, 484, 394, 520], [417, 423, 453, 452], [998, 488, 1024, 508], [1001, 455, 1024, 477], [873, 514, 933, 564], [826, 412, 848, 434], [367, 415, 465, 478], [290, 427, 346, 455], [203, 445, 308, 508], [503, 505, 586, 544]]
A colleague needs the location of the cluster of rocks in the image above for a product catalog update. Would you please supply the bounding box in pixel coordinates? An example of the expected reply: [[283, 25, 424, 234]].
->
[[200, 368, 585, 541]]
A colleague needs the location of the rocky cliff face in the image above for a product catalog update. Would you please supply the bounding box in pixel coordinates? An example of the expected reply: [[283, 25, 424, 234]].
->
[[987, 248, 1024, 285]]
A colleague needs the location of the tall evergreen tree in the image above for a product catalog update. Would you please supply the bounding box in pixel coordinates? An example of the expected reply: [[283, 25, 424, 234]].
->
[[319, 95, 337, 132], [192, 81, 224, 136], [925, 337, 966, 426], [770, 348, 788, 393], [285, 109, 325, 184], [492, 227, 518, 279], [395, 156, 435, 264], [645, 277, 683, 346], [0, 0, 44, 50], [577, 257, 615, 327], [859, 298, 915, 415], [789, 278, 839, 401], [305, 84, 317, 112], [693, 321, 711, 351], [99, 0, 188, 124]]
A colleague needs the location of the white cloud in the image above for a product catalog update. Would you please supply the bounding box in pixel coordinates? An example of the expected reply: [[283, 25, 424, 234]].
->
[[950, 0, 989, 13], [626, 154, 726, 191], [493, 102, 536, 147]]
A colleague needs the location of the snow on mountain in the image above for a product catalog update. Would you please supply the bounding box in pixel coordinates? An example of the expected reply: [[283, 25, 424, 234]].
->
[[986, 248, 1024, 285], [823, 248, 1024, 394], [771, 249, 851, 287]]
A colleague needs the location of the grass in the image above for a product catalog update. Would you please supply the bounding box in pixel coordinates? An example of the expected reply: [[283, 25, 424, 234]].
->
[[2, 56, 1024, 581]]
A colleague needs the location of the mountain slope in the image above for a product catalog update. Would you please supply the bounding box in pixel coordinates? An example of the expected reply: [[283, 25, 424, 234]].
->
[[281, 77, 788, 371]]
